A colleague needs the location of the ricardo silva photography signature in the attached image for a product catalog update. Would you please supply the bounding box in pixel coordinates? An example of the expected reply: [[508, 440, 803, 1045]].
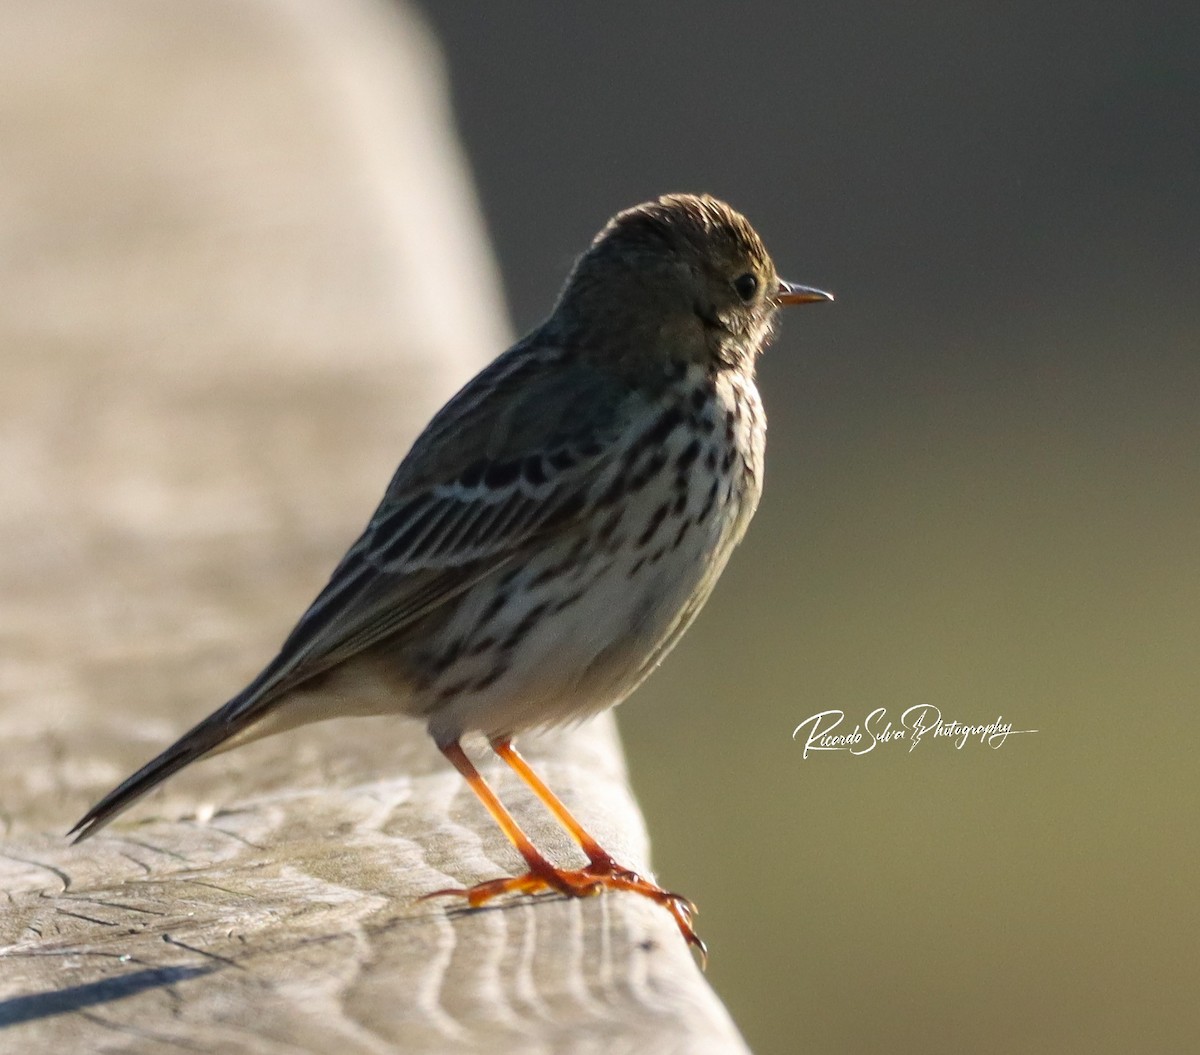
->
[[792, 706, 1037, 758]]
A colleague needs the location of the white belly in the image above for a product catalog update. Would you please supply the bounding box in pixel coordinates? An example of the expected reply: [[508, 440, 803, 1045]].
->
[[423, 375, 763, 744]]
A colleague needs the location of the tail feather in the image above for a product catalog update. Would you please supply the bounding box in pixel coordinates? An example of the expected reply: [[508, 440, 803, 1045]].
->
[[68, 703, 257, 844]]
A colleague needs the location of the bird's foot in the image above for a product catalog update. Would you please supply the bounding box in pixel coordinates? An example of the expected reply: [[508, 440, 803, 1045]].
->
[[423, 853, 706, 966]]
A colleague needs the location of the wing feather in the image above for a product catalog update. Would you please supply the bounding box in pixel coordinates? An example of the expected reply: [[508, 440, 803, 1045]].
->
[[227, 345, 638, 717]]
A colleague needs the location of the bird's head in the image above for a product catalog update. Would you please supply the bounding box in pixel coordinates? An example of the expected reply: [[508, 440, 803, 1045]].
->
[[551, 193, 831, 377]]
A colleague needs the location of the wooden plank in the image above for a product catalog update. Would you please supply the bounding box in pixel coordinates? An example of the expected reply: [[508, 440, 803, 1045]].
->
[[0, 2, 749, 1051]]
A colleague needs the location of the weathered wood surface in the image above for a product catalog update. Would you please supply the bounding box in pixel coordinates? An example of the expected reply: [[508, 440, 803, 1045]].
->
[[0, 2, 750, 1052]]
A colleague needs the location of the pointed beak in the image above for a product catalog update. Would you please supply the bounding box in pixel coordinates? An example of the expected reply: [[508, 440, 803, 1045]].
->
[[776, 279, 835, 307]]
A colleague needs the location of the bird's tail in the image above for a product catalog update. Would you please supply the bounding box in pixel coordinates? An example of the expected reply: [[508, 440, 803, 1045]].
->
[[68, 689, 268, 844]]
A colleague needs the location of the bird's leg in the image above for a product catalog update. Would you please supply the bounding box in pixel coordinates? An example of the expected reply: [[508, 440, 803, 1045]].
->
[[491, 738, 620, 868], [423, 739, 704, 962], [422, 740, 608, 904], [490, 737, 704, 960]]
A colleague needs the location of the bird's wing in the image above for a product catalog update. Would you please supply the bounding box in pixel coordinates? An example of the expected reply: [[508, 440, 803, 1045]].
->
[[230, 343, 642, 716]]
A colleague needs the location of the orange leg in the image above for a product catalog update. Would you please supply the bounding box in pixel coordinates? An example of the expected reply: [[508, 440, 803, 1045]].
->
[[423, 739, 705, 963], [491, 739, 619, 866]]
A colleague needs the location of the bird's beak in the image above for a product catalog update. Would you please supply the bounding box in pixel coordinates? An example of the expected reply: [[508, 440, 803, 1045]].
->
[[776, 279, 835, 307]]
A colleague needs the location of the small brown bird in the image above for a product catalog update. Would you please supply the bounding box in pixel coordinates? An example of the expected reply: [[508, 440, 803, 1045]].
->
[[70, 194, 831, 958]]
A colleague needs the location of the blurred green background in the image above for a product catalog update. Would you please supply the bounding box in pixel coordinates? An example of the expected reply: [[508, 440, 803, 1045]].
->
[[417, 3, 1199, 1052]]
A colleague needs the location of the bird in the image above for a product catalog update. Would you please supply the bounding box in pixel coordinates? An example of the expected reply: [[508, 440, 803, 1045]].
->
[[69, 193, 832, 959]]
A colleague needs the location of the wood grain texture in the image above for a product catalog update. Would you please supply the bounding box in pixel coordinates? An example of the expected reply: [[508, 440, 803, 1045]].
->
[[0, 2, 749, 1052]]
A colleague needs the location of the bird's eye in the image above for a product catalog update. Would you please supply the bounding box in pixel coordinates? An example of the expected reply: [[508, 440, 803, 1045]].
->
[[733, 273, 758, 303]]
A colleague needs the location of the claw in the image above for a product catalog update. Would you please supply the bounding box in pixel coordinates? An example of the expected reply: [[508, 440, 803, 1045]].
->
[[424, 858, 705, 962], [418, 886, 466, 903]]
